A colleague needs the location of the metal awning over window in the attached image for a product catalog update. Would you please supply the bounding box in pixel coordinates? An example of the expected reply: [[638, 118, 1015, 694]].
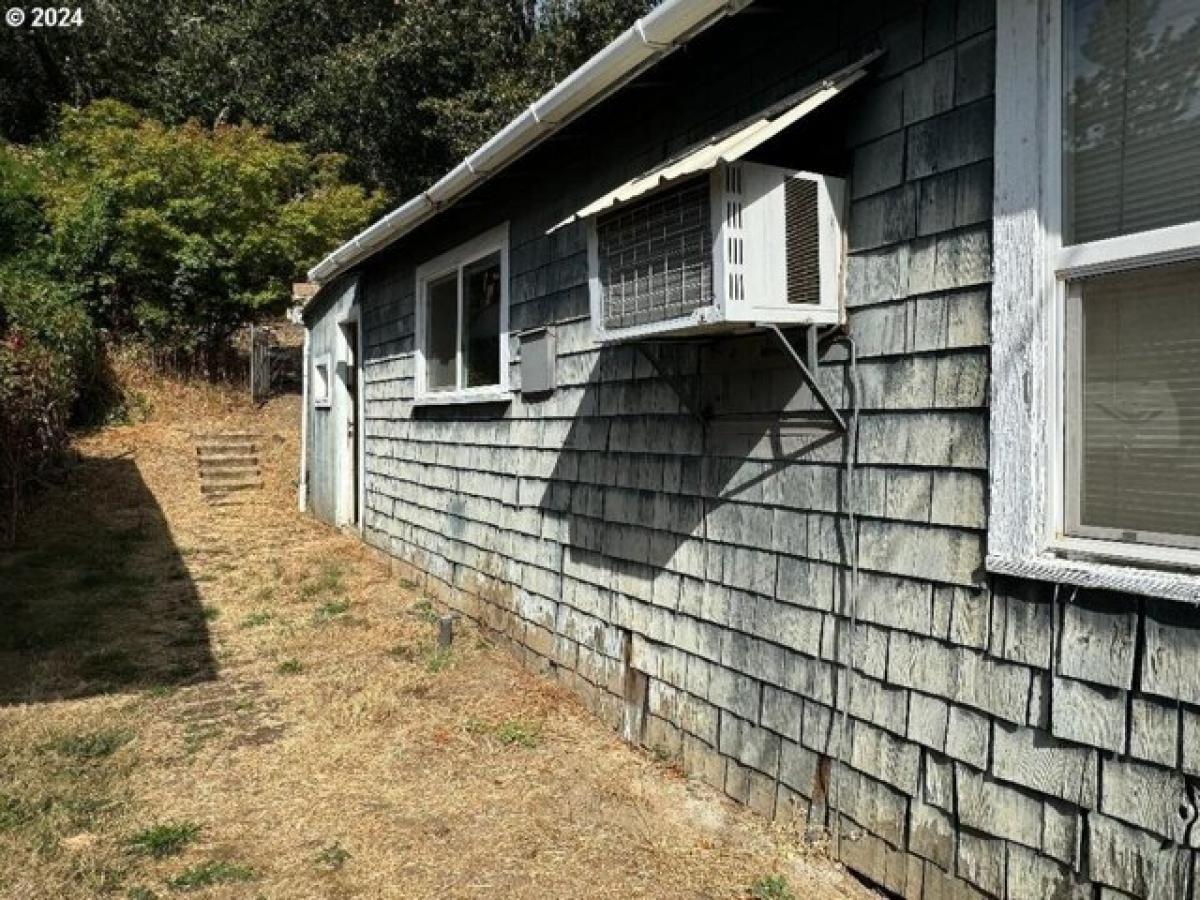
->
[[550, 51, 879, 231]]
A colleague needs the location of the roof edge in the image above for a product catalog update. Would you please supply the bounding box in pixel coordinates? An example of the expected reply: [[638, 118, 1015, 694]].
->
[[307, 0, 750, 286]]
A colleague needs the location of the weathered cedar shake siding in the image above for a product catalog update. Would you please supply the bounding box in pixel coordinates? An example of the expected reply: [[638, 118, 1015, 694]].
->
[[329, 2, 1200, 898]]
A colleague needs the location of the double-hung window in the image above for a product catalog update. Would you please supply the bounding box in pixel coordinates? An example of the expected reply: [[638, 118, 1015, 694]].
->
[[993, 0, 1200, 596], [414, 223, 510, 403], [1060, 0, 1200, 550]]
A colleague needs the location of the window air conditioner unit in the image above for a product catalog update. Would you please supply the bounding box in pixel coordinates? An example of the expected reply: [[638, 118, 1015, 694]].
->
[[587, 162, 847, 343]]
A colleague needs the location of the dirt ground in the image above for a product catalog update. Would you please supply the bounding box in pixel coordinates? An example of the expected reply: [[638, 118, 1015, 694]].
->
[[0, 373, 876, 900]]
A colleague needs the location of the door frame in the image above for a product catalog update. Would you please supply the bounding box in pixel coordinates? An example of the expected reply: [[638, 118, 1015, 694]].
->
[[336, 307, 364, 531]]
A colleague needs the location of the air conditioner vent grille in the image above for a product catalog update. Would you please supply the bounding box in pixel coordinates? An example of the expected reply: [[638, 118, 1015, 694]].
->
[[596, 176, 713, 331], [785, 177, 821, 306]]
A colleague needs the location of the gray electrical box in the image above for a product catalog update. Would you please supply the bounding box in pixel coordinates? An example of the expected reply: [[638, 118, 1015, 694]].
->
[[519, 327, 556, 395]]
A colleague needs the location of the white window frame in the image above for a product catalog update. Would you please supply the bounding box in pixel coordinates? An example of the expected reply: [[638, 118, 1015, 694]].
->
[[991, 0, 1200, 603], [413, 222, 511, 405], [312, 352, 332, 409]]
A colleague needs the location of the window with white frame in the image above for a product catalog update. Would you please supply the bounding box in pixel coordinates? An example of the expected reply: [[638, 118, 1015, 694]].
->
[[992, 0, 1200, 596], [1060, 0, 1200, 549], [414, 223, 510, 402]]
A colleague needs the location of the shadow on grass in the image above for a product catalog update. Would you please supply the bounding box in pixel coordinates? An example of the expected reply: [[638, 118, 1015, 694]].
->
[[0, 455, 216, 705]]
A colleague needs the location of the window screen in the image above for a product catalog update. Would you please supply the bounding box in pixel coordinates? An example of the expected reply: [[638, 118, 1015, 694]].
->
[[1071, 260, 1200, 545], [313, 357, 331, 406], [1063, 0, 1200, 245], [595, 176, 713, 330]]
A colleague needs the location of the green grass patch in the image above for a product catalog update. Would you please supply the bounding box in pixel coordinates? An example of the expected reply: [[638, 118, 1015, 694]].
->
[[46, 728, 134, 760], [0, 794, 33, 832], [239, 610, 273, 628], [314, 843, 350, 871], [465, 719, 540, 748], [495, 720, 540, 748], [300, 561, 345, 600], [410, 599, 438, 624], [314, 600, 350, 623], [276, 658, 303, 675], [128, 821, 200, 858], [750, 874, 794, 900], [425, 648, 452, 673], [166, 860, 255, 891]]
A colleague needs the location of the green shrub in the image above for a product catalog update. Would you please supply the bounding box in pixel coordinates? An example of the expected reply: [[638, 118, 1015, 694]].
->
[[0, 327, 76, 545], [41, 100, 384, 358]]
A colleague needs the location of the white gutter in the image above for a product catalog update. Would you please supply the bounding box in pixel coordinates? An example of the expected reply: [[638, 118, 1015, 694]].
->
[[308, 0, 749, 285]]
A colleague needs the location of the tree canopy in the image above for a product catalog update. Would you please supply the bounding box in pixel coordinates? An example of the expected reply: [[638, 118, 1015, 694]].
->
[[1, 0, 655, 197], [37, 100, 384, 349]]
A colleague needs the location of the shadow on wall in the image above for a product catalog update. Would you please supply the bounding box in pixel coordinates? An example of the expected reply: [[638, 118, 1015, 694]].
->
[[535, 331, 853, 594], [0, 455, 217, 705]]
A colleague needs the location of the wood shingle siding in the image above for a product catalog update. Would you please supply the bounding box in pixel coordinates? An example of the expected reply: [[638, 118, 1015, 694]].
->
[[301, 1, 1200, 896]]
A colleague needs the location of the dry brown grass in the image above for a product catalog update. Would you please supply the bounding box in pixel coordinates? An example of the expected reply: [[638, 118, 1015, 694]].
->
[[0, 373, 876, 900]]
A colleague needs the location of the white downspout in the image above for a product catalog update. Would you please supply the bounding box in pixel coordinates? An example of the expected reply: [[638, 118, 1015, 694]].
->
[[298, 328, 310, 512]]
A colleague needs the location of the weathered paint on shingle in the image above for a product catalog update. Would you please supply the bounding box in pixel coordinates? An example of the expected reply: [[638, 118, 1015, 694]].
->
[[1087, 813, 1190, 900], [1051, 677, 1127, 754], [1058, 593, 1139, 690], [1099, 757, 1193, 844], [991, 722, 1098, 807]]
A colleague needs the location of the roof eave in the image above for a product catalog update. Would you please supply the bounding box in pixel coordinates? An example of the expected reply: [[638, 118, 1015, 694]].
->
[[308, 0, 750, 285]]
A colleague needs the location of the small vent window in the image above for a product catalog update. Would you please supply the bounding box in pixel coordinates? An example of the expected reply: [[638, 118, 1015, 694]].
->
[[312, 353, 332, 408], [596, 177, 713, 331], [785, 178, 821, 305]]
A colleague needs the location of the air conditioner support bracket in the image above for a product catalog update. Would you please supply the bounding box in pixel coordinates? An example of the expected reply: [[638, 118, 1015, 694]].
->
[[759, 323, 847, 432]]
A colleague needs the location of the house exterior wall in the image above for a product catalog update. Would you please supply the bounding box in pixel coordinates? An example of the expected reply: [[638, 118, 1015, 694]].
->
[[334, 2, 1200, 897], [305, 276, 357, 526]]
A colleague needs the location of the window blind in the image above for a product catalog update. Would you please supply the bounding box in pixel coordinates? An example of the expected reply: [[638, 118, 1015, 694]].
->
[[1078, 260, 1200, 542], [1064, 0, 1200, 244]]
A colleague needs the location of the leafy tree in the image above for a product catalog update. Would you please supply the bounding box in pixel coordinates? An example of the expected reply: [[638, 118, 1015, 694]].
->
[[0, 0, 655, 196], [36, 100, 384, 355]]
